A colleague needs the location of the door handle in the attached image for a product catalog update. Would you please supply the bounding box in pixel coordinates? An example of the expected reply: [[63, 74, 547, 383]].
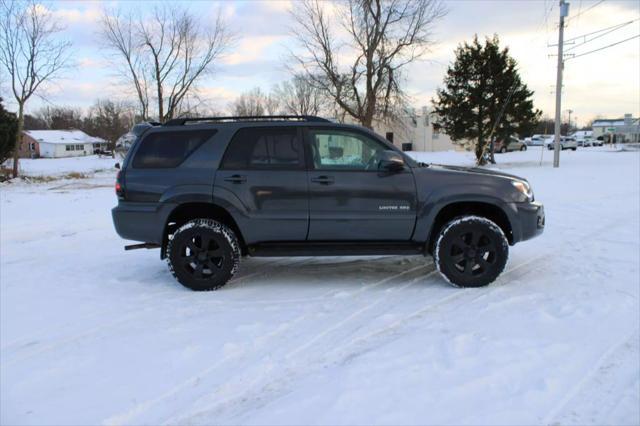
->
[[311, 175, 334, 185], [223, 174, 247, 183]]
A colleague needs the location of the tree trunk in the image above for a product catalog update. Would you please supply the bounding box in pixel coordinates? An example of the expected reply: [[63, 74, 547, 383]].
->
[[154, 58, 163, 122], [12, 103, 24, 178], [360, 113, 374, 130], [475, 140, 485, 166]]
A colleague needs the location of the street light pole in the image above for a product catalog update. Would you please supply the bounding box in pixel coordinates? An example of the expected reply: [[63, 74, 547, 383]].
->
[[553, 0, 569, 168], [567, 109, 573, 133]]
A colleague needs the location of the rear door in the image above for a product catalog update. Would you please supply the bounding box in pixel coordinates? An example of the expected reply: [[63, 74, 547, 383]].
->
[[305, 127, 417, 241], [215, 126, 308, 243]]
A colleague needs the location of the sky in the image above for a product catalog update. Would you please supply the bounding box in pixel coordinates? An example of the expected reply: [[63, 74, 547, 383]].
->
[[1, 0, 639, 126]]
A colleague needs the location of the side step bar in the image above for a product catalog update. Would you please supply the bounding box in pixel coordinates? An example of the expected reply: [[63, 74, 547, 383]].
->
[[124, 243, 161, 251], [248, 241, 426, 257]]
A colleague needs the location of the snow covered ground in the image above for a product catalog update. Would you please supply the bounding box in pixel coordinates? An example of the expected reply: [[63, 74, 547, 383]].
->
[[1, 147, 639, 425]]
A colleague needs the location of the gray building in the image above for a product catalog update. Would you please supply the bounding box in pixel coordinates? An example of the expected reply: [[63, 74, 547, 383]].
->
[[592, 114, 639, 143]]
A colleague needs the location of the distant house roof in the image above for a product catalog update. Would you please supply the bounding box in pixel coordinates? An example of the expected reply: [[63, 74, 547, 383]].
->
[[24, 129, 106, 145], [592, 118, 639, 127]]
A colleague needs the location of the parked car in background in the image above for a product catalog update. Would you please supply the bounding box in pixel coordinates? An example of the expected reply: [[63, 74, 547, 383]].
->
[[525, 135, 548, 146], [546, 136, 577, 150], [495, 137, 527, 153], [577, 138, 593, 147]]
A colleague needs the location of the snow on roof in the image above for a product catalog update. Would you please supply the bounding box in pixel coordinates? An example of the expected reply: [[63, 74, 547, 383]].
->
[[24, 129, 106, 145], [592, 118, 639, 127]]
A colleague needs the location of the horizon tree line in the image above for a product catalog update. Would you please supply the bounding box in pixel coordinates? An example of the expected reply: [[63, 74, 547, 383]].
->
[[3, 0, 547, 176]]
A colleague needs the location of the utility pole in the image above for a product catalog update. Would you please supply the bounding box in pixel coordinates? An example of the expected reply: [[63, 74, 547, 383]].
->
[[553, 0, 569, 168], [567, 109, 573, 133]]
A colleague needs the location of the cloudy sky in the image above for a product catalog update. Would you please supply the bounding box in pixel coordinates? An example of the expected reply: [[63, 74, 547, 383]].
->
[[2, 0, 639, 126]]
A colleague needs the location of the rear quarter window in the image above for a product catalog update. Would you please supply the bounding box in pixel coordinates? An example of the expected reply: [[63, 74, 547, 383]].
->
[[132, 129, 217, 168]]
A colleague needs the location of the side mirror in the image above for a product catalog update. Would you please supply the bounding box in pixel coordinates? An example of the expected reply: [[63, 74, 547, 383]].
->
[[114, 162, 121, 170], [378, 150, 405, 172]]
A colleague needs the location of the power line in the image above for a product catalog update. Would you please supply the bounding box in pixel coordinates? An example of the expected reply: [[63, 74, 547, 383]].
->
[[568, 34, 640, 59], [564, 18, 638, 42], [565, 18, 640, 51], [566, 0, 605, 23]]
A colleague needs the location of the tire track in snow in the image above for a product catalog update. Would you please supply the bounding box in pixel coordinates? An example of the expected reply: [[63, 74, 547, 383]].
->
[[1, 256, 414, 365], [541, 329, 640, 426], [168, 210, 638, 424], [102, 262, 432, 426], [268, 218, 637, 426], [0, 256, 318, 356], [164, 254, 549, 425]]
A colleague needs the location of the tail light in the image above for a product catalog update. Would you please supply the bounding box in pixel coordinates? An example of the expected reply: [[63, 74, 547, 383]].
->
[[115, 170, 125, 200]]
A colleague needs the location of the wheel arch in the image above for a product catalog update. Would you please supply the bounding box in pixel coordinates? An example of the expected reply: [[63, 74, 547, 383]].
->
[[426, 201, 514, 254], [162, 202, 247, 258]]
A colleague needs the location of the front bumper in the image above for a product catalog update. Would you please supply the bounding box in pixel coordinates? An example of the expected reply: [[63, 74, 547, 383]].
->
[[515, 201, 545, 242]]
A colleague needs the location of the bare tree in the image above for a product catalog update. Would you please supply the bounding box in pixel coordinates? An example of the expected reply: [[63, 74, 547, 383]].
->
[[100, 5, 233, 122], [34, 105, 84, 129], [85, 99, 136, 156], [100, 10, 150, 120], [231, 88, 279, 116], [291, 0, 445, 128], [0, 0, 71, 177], [273, 74, 326, 116]]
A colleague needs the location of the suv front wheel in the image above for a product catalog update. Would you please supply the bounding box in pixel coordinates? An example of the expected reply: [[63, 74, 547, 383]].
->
[[434, 216, 509, 288], [167, 219, 240, 291]]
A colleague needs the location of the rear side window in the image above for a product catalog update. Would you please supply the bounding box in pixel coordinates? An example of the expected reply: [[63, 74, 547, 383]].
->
[[221, 127, 304, 170], [132, 129, 216, 168]]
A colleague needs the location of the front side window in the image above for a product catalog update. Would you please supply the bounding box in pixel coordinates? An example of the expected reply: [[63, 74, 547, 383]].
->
[[309, 129, 388, 171], [132, 129, 216, 168], [66, 145, 73, 151], [221, 127, 304, 170]]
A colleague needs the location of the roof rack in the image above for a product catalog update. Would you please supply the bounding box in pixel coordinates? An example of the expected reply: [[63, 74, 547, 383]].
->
[[163, 115, 330, 126]]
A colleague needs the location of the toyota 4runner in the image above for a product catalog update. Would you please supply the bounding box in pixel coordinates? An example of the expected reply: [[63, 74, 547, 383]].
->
[[112, 116, 544, 291]]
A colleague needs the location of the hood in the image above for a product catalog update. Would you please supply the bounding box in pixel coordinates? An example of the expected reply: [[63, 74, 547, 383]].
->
[[426, 164, 525, 182]]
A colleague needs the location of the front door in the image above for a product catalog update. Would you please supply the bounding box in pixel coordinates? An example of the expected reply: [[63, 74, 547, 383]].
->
[[305, 128, 417, 241], [215, 126, 308, 244]]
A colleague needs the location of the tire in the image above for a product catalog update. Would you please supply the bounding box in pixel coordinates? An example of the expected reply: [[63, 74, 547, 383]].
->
[[520, 145, 527, 151], [434, 216, 509, 288], [500, 147, 507, 153], [571, 147, 577, 151], [167, 219, 240, 291]]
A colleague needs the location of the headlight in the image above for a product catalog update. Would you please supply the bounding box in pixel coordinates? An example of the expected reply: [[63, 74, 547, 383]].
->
[[512, 180, 533, 200]]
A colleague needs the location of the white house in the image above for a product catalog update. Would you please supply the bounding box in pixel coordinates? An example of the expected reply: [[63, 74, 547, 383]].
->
[[336, 107, 458, 152], [592, 114, 639, 143], [19, 130, 109, 158]]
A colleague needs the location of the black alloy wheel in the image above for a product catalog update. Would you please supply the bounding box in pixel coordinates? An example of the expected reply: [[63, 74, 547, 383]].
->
[[435, 216, 508, 287], [167, 219, 240, 291]]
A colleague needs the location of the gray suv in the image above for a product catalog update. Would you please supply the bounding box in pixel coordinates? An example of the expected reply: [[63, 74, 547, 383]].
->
[[112, 116, 544, 291]]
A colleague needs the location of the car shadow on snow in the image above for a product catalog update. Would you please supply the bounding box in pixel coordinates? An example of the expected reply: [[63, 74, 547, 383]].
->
[[114, 255, 446, 294]]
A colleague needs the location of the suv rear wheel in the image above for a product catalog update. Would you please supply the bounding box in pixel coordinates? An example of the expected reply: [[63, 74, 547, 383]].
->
[[167, 219, 240, 291], [434, 216, 508, 288]]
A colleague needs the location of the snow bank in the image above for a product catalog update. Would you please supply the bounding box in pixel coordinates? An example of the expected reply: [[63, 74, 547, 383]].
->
[[4, 155, 118, 177]]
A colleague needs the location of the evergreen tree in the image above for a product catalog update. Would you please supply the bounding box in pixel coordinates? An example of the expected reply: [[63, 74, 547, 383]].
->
[[433, 35, 540, 164], [0, 98, 18, 166]]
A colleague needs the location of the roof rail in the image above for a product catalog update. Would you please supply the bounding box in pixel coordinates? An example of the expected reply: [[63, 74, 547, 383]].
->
[[163, 115, 330, 126]]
